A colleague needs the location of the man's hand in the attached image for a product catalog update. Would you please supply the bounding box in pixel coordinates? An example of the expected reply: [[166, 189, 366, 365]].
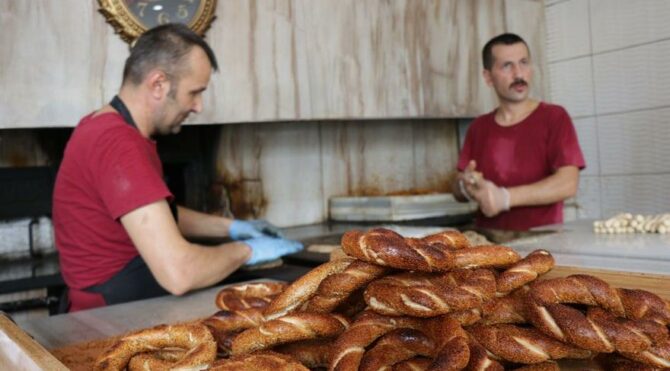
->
[[243, 237, 304, 265], [229, 219, 284, 240], [457, 160, 484, 201], [470, 180, 510, 217]]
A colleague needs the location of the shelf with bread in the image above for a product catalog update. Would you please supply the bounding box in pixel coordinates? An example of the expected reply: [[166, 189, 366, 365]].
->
[[3, 228, 670, 370]]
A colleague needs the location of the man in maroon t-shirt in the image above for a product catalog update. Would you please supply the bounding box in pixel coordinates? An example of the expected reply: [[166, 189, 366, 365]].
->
[[53, 24, 302, 312], [452, 33, 585, 231]]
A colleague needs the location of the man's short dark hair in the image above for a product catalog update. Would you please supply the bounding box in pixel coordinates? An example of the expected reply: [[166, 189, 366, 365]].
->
[[482, 33, 529, 70], [122, 23, 218, 86]]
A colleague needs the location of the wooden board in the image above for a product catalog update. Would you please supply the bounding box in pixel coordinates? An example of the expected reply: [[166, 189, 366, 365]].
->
[[0, 314, 67, 370]]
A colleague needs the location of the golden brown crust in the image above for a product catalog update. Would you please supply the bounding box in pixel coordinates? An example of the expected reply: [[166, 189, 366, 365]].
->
[[620, 338, 670, 369], [452, 245, 521, 269], [264, 258, 354, 320], [202, 308, 266, 334], [526, 274, 670, 353], [359, 328, 435, 371], [215, 281, 288, 311], [208, 351, 309, 371], [231, 312, 349, 356], [342, 229, 455, 272], [596, 353, 667, 371], [419, 230, 471, 250], [496, 250, 554, 294], [467, 324, 592, 364], [302, 260, 390, 313], [275, 338, 333, 369], [512, 361, 560, 371], [464, 336, 505, 371], [95, 323, 216, 371], [392, 356, 432, 371], [363, 269, 495, 317], [342, 229, 520, 272], [330, 312, 469, 371], [481, 287, 529, 325]]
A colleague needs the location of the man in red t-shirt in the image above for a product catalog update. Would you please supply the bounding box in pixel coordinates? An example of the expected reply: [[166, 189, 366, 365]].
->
[[53, 24, 303, 312], [452, 33, 585, 231]]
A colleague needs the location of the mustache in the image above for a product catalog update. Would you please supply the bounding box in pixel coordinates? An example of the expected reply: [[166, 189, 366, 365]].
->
[[510, 79, 527, 88]]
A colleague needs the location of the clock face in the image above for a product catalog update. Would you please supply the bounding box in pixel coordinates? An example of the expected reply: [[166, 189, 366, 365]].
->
[[99, 0, 216, 43], [123, 0, 203, 29]]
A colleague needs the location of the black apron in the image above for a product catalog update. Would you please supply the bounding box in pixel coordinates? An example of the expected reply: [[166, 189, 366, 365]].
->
[[67, 96, 177, 310]]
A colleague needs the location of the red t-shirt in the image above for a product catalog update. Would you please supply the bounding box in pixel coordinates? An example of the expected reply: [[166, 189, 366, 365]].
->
[[457, 102, 585, 231], [53, 112, 172, 310]]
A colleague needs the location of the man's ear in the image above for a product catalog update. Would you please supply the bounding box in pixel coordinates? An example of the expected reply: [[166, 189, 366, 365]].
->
[[145, 69, 171, 100], [482, 69, 493, 87]]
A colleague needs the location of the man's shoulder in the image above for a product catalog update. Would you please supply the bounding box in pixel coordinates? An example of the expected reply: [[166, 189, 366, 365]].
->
[[471, 109, 497, 127], [537, 101, 570, 118], [74, 112, 143, 147]]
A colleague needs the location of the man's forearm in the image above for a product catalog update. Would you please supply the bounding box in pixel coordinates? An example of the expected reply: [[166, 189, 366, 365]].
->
[[167, 241, 251, 294], [176, 206, 233, 238], [508, 166, 579, 208]]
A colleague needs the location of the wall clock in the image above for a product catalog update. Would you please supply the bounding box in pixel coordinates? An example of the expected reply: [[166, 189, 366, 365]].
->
[[98, 0, 217, 43]]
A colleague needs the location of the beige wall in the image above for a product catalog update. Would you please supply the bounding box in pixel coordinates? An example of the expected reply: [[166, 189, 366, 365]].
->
[[0, 0, 546, 129], [0, 0, 548, 227], [545, 0, 670, 219], [214, 119, 460, 226]]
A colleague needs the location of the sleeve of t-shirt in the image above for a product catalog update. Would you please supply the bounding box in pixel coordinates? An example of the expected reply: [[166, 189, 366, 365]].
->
[[548, 106, 586, 171], [91, 127, 173, 220]]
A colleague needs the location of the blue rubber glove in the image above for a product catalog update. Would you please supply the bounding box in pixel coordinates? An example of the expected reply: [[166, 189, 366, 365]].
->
[[229, 219, 284, 240], [243, 237, 304, 265]]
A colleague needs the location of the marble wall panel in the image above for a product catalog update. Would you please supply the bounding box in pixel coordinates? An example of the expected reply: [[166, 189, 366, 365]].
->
[[600, 174, 670, 217], [214, 122, 323, 226], [590, 0, 670, 54], [597, 108, 670, 176], [548, 57, 595, 118], [410, 121, 460, 192], [0, 0, 108, 128], [593, 40, 670, 115], [213, 119, 459, 225], [545, 0, 591, 61], [320, 121, 419, 198], [0, 0, 546, 128]]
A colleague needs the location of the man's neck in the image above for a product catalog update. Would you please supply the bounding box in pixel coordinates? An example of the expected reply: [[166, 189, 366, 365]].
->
[[495, 99, 539, 127], [117, 89, 154, 138]]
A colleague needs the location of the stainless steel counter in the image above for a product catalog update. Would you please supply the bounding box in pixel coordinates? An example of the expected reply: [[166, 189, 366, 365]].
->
[[508, 219, 670, 275]]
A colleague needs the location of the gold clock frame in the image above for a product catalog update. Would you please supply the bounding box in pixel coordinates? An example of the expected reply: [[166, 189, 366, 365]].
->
[[98, 0, 217, 43]]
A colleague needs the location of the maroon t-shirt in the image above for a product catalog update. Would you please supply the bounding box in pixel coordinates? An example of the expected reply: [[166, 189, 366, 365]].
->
[[457, 102, 585, 231], [53, 112, 172, 310]]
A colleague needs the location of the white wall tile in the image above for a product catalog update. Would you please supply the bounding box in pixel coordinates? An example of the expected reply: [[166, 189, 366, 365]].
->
[[600, 174, 670, 217], [575, 175, 601, 219], [545, 0, 591, 61], [548, 57, 595, 118], [573, 116, 599, 176], [597, 108, 670, 176], [590, 0, 670, 54], [593, 40, 670, 115]]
